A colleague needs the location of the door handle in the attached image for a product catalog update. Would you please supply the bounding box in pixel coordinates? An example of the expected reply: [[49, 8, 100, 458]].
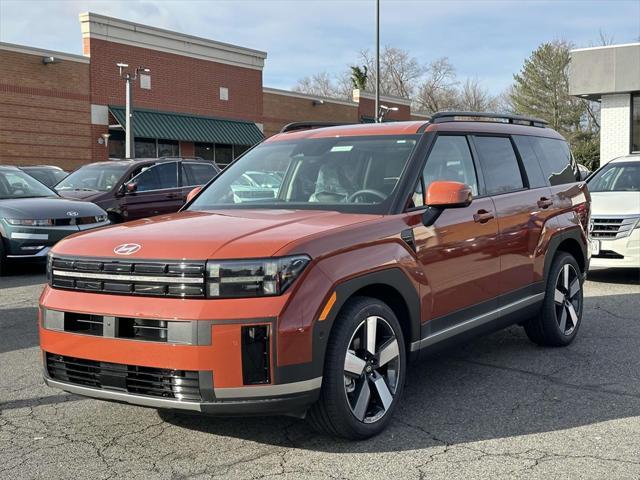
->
[[537, 197, 553, 209], [473, 209, 494, 223]]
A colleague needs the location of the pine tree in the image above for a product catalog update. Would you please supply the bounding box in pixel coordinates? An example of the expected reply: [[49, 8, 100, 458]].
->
[[511, 41, 584, 139]]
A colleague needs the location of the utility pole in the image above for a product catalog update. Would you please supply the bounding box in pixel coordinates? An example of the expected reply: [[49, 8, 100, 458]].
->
[[117, 63, 150, 159], [375, 0, 380, 122]]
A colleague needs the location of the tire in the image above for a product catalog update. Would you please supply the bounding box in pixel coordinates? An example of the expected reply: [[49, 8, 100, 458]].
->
[[307, 296, 406, 439], [524, 252, 583, 347]]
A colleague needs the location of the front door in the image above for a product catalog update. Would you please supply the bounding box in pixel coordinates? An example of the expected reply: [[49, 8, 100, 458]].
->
[[412, 135, 501, 335], [123, 161, 183, 220]]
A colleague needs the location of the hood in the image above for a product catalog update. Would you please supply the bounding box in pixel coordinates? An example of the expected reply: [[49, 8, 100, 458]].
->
[[590, 192, 640, 217], [52, 209, 379, 260], [0, 197, 107, 219], [56, 189, 106, 201]]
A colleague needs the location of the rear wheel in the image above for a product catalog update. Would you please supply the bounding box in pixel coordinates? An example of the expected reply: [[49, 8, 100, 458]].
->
[[308, 296, 406, 439], [524, 252, 583, 347]]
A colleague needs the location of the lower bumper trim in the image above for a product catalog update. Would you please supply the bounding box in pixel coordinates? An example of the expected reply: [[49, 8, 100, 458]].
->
[[44, 375, 322, 415]]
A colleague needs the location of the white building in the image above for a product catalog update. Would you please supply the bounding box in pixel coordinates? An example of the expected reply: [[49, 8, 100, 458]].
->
[[569, 43, 640, 165]]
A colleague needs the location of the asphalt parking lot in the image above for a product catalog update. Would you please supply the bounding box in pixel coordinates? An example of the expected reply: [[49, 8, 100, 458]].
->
[[1, 266, 639, 480]]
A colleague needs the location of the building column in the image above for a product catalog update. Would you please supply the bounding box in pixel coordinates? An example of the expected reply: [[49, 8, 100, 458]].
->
[[600, 93, 631, 165]]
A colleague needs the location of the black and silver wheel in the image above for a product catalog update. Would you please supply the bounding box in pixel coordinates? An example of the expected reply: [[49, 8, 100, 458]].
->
[[524, 252, 583, 346], [308, 296, 406, 439]]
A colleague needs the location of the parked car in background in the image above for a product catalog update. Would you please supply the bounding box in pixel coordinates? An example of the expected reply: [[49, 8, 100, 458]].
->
[[19, 165, 68, 188], [55, 157, 220, 223], [40, 112, 589, 439], [586, 154, 640, 269], [0, 166, 108, 274]]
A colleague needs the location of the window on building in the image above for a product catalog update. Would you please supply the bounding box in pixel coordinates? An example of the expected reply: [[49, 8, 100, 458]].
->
[[108, 130, 125, 159], [220, 87, 229, 101], [135, 138, 157, 158], [632, 94, 640, 153], [194, 142, 215, 161], [234, 145, 251, 157], [215, 144, 234, 168], [158, 139, 179, 157], [473, 136, 524, 195]]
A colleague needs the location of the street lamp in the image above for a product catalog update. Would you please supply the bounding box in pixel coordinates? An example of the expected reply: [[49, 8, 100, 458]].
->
[[377, 105, 398, 123], [117, 63, 150, 159], [375, 0, 380, 123]]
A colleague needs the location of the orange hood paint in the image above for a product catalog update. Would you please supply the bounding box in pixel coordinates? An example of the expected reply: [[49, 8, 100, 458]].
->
[[52, 209, 378, 260]]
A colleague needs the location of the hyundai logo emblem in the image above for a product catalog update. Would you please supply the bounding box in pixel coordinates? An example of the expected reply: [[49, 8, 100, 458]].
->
[[66, 211, 79, 217], [114, 243, 142, 255]]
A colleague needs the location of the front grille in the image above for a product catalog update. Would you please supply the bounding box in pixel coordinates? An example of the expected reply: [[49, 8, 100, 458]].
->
[[590, 217, 638, 240], [50, 256, 206, 298], [46, 353, 202, 401]]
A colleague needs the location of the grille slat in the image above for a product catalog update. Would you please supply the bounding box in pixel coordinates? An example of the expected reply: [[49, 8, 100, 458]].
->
[[591, 217, 639, 240], [46, 354, 202, 401], [50, 257, 206, 298]]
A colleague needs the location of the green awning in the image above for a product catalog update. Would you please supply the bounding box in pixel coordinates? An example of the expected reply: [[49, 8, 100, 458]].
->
[[109, 106, 263, 146]]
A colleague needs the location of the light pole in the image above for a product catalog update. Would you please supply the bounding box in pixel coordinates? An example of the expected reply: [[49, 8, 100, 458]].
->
[[375, 0, 380, 123], [117, 63, 150, 159]]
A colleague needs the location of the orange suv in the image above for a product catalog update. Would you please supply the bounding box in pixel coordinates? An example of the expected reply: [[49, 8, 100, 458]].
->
[[40, 112, 590, 439]]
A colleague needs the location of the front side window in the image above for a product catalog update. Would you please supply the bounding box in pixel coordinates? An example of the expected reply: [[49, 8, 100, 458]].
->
[[587, 162, 640, 192], [473, 136, 524, 195], [423, 136, 478, 196], [0, 170, 56, 199], [56, 164, 130, 192], [131, 162, 178, 192], [530, 137, 577, 186], [189, 135, 418, 214]]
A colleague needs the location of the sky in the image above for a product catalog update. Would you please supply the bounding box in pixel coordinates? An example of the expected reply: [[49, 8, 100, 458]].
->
[[1, 0, 639, 96]]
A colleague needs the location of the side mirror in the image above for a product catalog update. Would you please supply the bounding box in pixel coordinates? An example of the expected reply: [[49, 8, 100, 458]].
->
[[125, 182, 137, 193], [422, 181, 473, 227], [186, 186, 202, 204]]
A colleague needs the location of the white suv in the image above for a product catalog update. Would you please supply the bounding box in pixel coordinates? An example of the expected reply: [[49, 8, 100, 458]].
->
[[587, 155, 640, 269]]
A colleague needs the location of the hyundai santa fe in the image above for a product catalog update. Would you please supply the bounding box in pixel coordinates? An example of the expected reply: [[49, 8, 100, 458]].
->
[[39, 112, 590, 439]]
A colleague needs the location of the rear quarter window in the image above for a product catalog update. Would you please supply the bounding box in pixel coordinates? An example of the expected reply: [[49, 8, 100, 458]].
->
[[530, 137, 578, 186], [512, 135, 548, 188]]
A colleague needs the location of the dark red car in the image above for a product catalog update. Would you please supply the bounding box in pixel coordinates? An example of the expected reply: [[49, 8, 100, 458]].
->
[[55, 157, 220, 223]]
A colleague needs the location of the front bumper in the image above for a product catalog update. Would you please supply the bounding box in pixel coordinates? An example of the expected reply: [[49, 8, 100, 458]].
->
[[590, 229, 640, 269]]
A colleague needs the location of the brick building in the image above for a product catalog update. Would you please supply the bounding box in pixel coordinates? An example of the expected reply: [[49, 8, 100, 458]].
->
[[0, 12, 427, 171]]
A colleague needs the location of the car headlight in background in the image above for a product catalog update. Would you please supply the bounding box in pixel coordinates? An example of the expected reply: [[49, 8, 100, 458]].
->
[[205, 255, 310, 298], [6, 219, 53, 226]]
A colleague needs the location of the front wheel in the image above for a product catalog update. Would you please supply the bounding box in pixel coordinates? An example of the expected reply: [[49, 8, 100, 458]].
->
[[524, 252, 584, 347], [308, 296, 406, 439]]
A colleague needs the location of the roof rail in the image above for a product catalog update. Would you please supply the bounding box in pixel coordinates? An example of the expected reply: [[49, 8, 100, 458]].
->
[[279, 121, 353, 134], [430, 111, 548, 128]]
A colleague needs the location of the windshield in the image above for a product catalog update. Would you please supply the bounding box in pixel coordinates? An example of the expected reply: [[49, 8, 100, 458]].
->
[[56, 163, 130, 192], [587, 162, 640, 192], [189, 135, 418, 213], [0, 170, 56, 199]]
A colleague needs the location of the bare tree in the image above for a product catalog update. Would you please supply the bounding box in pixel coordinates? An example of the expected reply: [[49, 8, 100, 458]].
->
[[458, 78, 499, 112], [359, 47, 423, 98], [415, 57, 460, 114], [293, 72, 348, 99]]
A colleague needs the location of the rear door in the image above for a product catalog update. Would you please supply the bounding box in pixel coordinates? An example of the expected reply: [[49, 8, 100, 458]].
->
[[123, 161, 182, 220], [471, 135, 554, 300], [412, 134, 501, 328]]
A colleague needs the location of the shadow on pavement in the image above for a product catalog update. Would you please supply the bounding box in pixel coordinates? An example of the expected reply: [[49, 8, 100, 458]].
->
[[0, 393, 84, 412], [159, 292, 640, 451], [0, 263, 47, 289], [587, 267, 639, 285]]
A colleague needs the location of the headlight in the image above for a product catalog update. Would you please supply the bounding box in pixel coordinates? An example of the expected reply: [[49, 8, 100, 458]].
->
[[205, 255, 310, 298], [6, 218, 53, 226]]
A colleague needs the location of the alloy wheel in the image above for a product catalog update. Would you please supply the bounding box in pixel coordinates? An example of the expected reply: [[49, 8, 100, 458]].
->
[[554, 264, 581, 335], [343, 316, 400, 423]]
